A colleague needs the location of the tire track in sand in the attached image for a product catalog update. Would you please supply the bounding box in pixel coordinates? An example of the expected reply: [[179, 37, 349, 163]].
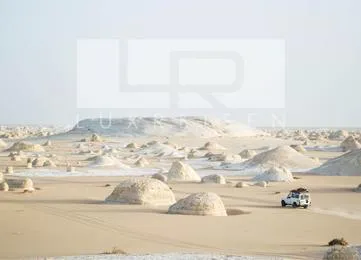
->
[[23, 203, 232, 254]]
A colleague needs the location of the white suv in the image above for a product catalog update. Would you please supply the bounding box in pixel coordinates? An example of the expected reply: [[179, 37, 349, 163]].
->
[[281, 188, 311, 208]]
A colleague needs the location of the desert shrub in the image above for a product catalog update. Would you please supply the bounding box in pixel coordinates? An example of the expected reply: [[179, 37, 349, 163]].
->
[[328, 238, 349, 246], [102, 247, 126, 255]]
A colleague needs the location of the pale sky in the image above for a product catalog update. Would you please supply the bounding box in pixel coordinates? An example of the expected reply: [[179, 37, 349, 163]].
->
[[0, 0, 360, 127]]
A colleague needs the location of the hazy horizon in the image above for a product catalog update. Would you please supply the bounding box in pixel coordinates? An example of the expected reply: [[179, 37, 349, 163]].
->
[[1, 0, 360, 127]]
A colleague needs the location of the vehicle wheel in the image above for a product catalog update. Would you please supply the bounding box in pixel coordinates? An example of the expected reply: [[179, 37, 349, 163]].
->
[[303, 205, 308, 209], [281, 200, 286, 207], [292, 202, 298, 208]]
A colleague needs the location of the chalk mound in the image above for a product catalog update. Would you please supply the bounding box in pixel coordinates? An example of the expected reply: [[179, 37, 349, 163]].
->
[[252, 166, 294, 182], [0, 182, 9, 191], [6, 178, 34, 191], [0, 139, 7, 148], [139, 142, 184, 158], [309, 149, 361, 176], [309, 132, 328, 142], [207, 152, 242, 163], [5, 166, 14, 174], [293, 130, 308, 141], [340, 136, 361, 152], [152, 173, 168, 183], [354, 184, 361, 192], [221, 145, 319, 172], [32, 157, 56, 167], [239, 149, 257, 159], [244, 145, 318, 169], [42, 140, 52, 146], [90, 133, 102, 142], [323, 246, 360, 260], [254, 181, 268, 187], [168, 192, 227, 216], [188, 149, 205, 159], [0, 172, 3, 183], [5, 141, 45, 152], [329, 130, 349, 140], [105, 178, 175, 205], [199, 142, 226, 151], [201, 174, 226, 184], [135, 157, 150, 167], [235, 182, 249, 188], [290, 144, 306, 153], [88, 155, 130, 168], [125, 142, 139, 149], [69, 117, 262, 137], [167, 161, 201, 182]]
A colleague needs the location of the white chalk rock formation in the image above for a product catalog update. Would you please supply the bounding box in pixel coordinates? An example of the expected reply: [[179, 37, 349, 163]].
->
[[139, 142, 184, 158], [0, 139, 7, 148], [32, 157, 56, 167], [43, 140, 52, 146], [199, 142, 226, 151], [11, 155, 21, 161], [254, 181, 268, 187], [241, 145, 319, 169], [135, 157, 149, 167], [201, 174, 226, 184], [0, 172, 3, 182], [90, 133, 102, 142], [0, 182, 9, 191], [66, 165, 75, 173], [354, 184, 361, 192], [290, 144, 306, 153], [105, 178, 175, 205], [207, 153, 242, 163], [309, 149, 361, 176], [6, 178, 34, 191], [70, 117, 262, 138], [88, 155, 130, 168], [167, 161, 201, 182], [151, 173, 168, 183], [125, 142, 139, 149], [329, 130, 349, 140], [5, 141, 45, 152], [252, 166, 294, 182], [239, 149, 257, 159], [168, 192, 227, 216], [323, 246, 360, 260], [340, 136, 361, 152], [235, 182, 249, 188], [5, 166, 13, 174]]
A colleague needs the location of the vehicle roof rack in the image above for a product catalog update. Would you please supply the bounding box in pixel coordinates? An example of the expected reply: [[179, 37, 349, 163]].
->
[[290, 188, 309, 193]]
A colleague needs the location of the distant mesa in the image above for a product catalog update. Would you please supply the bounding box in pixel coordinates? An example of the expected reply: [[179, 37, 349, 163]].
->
[[68, 117, 263, 137]]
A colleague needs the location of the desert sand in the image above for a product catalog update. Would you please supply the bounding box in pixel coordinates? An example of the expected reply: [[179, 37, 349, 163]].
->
[[0, 119, 360, 260]]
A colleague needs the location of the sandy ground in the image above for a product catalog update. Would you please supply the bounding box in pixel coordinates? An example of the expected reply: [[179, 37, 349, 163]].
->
[[0, 135, 360, 259]]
